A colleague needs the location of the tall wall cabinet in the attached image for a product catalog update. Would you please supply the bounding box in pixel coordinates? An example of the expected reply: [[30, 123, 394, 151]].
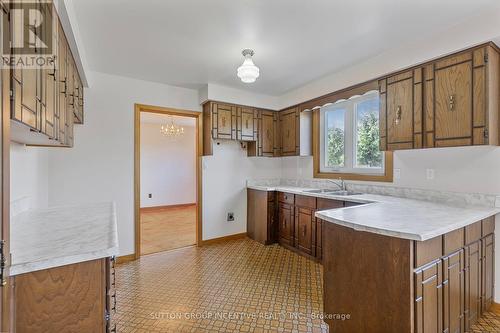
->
[[380, 43, 499, 151], [9, 1, 84, 147]]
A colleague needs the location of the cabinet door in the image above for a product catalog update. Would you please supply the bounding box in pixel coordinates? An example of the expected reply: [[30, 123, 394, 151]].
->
[[267, 200, 278, 244], [296, 207, 313, 255], [465, 241, 481, 330], [57, 21, 67, 144], [11, 7, 38, 129], [212, 103, 236, 140], [278, 203, 293, 247], [435, 61, 473, 142], [260, 110, 274, 156], [414, 260, 443, 333], [280, 108, 298, 156], [237, 107, 256, 141], [443, 250, 465, 333], [481, 234, 494, 312], [387, 76, 413, 146], [316, 219, 323, 260]]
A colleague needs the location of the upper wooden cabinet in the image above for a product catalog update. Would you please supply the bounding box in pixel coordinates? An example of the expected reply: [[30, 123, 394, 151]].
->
[[380, 43, 500, 151], [279, 107, 299, 156], [236, 107, 257, 141], [9, 1, 84, 147], [380, 69, 423, 150]]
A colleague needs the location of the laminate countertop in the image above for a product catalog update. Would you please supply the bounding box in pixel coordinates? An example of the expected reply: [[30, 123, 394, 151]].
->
[[247, 184, 499, 241], [10, 202, 119, 276]]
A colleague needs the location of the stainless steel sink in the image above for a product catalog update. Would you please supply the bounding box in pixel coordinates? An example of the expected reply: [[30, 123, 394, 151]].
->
[[302, 189, 362, 196], [326, 190, 363, 196], [302, 189, 335, 194]]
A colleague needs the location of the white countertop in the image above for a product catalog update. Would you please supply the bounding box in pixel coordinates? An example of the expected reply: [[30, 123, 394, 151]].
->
[[247, 184, 499, 241], [10, 202, 119, 276]]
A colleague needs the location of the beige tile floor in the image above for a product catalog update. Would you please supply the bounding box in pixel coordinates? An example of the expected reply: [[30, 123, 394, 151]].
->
[[140, 205, 196, 255], [116, 238, 500, 332]]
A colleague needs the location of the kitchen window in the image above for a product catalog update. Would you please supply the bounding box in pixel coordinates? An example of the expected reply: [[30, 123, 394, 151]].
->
[[319, 90, 386, 175]]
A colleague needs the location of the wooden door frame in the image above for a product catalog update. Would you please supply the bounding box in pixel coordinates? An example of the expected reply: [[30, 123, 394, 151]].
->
[[134, 103, 202, 259]]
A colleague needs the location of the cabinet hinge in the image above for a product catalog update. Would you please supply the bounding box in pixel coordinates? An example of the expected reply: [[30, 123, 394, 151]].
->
[[9, 89, 13, 98], [105, 309, 110, 322], [0, 240, 6, 287], [484, 128, 489, 139], [484, 53, 489, 64]]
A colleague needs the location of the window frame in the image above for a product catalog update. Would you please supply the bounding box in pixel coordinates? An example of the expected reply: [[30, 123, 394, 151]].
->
[[319, 91, 385, 175], [311, 81, 393, 182]]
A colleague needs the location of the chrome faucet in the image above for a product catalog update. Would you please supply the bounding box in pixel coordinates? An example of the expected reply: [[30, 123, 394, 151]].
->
[[327, 178, 346, 191]]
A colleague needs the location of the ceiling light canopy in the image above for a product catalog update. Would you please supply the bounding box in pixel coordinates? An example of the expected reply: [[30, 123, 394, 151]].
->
[[237, 49, 260, 83]]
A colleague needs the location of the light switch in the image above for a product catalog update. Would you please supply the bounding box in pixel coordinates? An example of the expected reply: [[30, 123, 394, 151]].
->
[[426, 169, 435, 180]]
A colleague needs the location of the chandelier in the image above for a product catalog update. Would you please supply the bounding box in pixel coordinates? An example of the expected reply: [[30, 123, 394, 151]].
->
[[237, 49, 260, 83], [160, 117, 184, 139]]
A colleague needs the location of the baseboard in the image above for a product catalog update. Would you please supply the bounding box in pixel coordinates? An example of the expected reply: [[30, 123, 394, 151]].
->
[[140, 203, 196, 212], [116, 254, 136, 264], [200, 233, 247, 246]]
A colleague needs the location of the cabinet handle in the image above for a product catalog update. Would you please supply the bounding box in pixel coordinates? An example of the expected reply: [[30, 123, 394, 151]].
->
[[395, 106, 402, 125], [449, 95, 455, 111], [222, 117, 226, 127], [287, 129, 290, 138], [302, 225, 307, 237], [266, 129, 271, 140], [245, 119, 249, 129]]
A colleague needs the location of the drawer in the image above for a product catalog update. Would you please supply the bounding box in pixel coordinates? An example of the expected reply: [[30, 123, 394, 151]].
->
[[295, 195, 316, 209], [317, 198, 344, 210], [443, 228, 464, 255], [278, 192, 294, 205], [465, 221, 482, 244], [415, 236, 443, 268], [482, 216, 495, 236]]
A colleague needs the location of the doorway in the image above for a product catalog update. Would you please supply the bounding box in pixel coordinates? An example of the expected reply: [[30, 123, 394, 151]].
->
[[134, 104, 202, 258]]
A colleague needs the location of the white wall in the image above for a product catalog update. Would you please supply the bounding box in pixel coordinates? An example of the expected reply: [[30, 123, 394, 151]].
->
[[202, 140, 281, 240], [140, 123, 196, 208], [10, 143, 49, 211], [47, 71, 200, 256]]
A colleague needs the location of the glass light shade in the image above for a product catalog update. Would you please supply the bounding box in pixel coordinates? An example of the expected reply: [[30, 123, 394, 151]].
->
[[237, 57, 260, 83]]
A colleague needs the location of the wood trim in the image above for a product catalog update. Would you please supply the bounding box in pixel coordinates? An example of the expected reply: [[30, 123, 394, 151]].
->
[[199, 233, 247, 246], [116, 254, 136, 265], [139, 203, 196, 212], [311, 99, 394, 182], [134, 104, 203, 260]]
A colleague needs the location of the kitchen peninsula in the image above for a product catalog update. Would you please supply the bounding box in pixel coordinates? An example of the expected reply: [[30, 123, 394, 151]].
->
[[247, 179, 498, 332]]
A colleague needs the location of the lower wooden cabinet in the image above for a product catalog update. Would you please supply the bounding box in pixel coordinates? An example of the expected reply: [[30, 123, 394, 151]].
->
[[247, 189, 277, 245], [278, 202, 294, 247], [14, 257, 116, 333], [414, 218, 494, 333], [414, 260, 443, 333]]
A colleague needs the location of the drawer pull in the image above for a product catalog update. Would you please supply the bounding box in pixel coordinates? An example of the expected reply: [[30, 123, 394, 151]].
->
[[449, 95, 455, 111]]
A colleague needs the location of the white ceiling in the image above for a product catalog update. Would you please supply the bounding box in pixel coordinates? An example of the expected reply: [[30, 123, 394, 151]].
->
[[140, 112, 196, 127], [71, 0, 500, 96]]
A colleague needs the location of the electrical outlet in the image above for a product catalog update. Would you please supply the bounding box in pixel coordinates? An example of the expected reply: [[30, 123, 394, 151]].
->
[[426, 169, 435, 180], [394, 168, 401, 180], [148, 193, 152, 198], [227, 212, 234, 222]]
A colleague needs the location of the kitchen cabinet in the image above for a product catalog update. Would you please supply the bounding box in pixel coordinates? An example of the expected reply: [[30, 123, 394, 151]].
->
[[323, 216, 495, 333], [212, 102, 237, 140], [278, 193, 295, 248], [414, 260, 443, 333], [236, 107, 257, 141], [15, 257, 116, 333], [380, 43, 500, 151], [294, 195, 316, 256], [316, 198, 344, 261], [9, 2, 83, 147], [257, 110, 279, 157], [247, 189, 277, 245], [379, 68, 423, 151], [442, 250, 465, 333], [280, 107, 299, 156]]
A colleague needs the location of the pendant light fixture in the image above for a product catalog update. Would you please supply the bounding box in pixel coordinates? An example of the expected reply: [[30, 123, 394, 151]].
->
[[237, 49, 260, 83]]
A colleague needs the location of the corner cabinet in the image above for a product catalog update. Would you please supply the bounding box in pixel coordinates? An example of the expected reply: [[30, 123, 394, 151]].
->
[[380, 43, 500, 151], [9, 1, 84, 147]]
